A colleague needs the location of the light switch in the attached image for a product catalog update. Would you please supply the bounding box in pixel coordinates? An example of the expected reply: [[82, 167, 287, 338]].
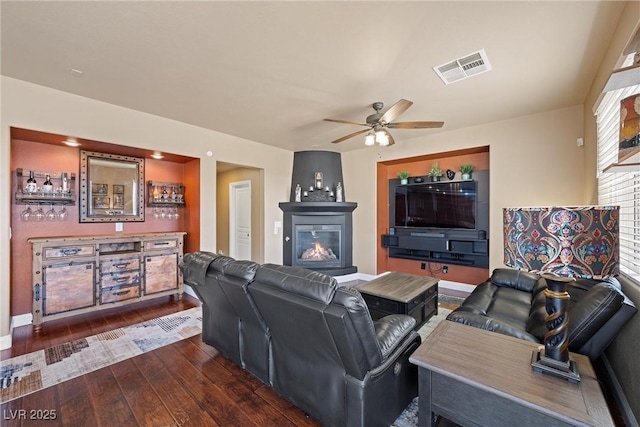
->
[[115, 222, 123, 232]]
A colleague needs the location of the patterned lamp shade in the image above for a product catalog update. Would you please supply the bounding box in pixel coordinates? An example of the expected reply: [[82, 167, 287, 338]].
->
[[503, 206, 619, 279]]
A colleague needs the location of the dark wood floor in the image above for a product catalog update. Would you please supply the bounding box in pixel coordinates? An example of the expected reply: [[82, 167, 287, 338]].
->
[[1, 295, 320, 427]]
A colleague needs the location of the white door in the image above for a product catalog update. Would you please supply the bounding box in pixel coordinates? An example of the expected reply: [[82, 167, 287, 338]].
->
[[230, 180, 252, 260]]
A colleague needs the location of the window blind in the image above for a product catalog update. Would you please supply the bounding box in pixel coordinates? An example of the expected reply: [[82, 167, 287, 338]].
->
[[596, 85, 640, 284]]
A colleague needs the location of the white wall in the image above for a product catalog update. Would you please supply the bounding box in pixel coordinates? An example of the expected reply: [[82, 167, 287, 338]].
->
[[0, 76, 293, 342], [343, 105, 586, 276]]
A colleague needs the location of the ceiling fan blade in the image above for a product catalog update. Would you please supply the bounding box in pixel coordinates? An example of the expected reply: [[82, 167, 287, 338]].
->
[[388, 121, 445, 129], [379, 99, 413, 124], [330, 128, 370, 144], [323, 118, 368, 126]]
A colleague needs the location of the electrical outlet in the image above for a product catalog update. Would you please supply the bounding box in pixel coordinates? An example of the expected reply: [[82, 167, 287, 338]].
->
[[420, 262, 426, 270], [442, 265, 449, 273], [115, 222, 123, 232]]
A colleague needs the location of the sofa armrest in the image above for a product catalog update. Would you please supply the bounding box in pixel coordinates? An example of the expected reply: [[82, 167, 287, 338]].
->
[[446, 311, 540, 343], [568, 282, 636, 359], [374, 314, 417, 360]]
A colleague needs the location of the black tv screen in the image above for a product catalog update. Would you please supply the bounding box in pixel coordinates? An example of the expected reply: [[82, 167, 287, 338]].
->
[[394, 181, 476, 229]]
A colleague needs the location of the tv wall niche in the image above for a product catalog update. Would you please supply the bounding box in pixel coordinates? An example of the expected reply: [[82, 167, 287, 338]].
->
[[382, 169, 489, 268]]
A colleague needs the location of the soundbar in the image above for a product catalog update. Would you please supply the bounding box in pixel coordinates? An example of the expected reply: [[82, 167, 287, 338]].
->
[[410, 232, 446, 238]]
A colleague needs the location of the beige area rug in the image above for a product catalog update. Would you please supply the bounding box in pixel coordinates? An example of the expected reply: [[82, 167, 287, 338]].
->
[[0, 307, 203, 403]]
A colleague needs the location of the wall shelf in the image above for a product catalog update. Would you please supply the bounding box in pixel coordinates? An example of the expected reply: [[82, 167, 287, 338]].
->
[[147, 180, 185, 207], [14, 168, 76, 205]]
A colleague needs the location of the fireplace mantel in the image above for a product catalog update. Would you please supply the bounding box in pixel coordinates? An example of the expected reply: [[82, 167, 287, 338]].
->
[[279, 202, 357, 213]]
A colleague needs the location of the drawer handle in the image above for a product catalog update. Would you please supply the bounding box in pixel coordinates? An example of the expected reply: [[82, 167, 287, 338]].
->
[[114, 290, 130, 296], [61, 248, 81, 256], [114, 263, 130, 269], [115, 277, 129, 283], [152, 242, 170, 246]]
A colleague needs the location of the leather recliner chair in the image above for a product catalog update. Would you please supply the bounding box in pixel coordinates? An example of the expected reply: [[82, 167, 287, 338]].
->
[[248, 264, 421, 427]]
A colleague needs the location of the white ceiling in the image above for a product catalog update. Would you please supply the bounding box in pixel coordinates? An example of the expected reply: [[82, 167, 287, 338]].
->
[[0, 1, 627, 153]]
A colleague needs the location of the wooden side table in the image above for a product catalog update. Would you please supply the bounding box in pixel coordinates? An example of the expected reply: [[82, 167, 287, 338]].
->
[[355, 272, 438, 329], [409, 321, 614, 427]]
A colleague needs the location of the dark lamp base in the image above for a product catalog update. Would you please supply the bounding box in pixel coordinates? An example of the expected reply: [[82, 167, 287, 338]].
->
[[531, 348, 581, 384]]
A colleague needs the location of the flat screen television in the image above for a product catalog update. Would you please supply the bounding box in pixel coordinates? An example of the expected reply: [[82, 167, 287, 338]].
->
[[394, 181, 476, 229]]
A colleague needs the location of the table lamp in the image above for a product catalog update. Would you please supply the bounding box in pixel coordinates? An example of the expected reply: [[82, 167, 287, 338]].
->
[[503, 206, 619, 382]]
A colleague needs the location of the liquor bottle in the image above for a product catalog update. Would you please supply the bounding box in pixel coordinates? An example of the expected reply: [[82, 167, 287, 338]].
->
[[171, 186, 177, 201], [62, 173, 69, 193], [26, 171, 37, 193], [42, 174, 54, 193], [336, 182, 343, 202], [162, 185, 168, 200]]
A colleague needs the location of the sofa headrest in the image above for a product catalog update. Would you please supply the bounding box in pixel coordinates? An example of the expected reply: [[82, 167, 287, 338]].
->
[[207, 255, 235, 275], [491, 268, 543, 293], [254, 264, 337, 304], [182, 251, 221, 285], [223, 260, 259, 281]]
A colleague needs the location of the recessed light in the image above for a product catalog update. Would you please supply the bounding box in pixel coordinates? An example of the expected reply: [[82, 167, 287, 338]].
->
[[151, 151, 164, 160], [63, 139, 81, 147], [71, 69, 84, 77]]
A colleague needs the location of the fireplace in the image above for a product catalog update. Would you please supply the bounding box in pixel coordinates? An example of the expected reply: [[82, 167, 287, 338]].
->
[[295, 224, 341, 269], [279, 151, 357, 276]]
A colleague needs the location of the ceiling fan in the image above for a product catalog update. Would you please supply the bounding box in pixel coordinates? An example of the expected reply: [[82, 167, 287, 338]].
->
[[324, 99, 444, 146]]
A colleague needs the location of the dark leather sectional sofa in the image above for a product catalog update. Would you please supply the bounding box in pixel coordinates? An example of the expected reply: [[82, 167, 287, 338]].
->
[[181, 251, 421, 427], [446, 268, 637, 360]]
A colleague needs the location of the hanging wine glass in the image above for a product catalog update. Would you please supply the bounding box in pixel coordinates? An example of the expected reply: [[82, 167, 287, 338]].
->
[[160, 208, 166, 219], [172, 207, 179, 220], [20, 206, 33, 221], [45, 204, 57, 221], [57, 205, 69, 221], [153, 207, 160, 220], [33, 204, 45, 222]]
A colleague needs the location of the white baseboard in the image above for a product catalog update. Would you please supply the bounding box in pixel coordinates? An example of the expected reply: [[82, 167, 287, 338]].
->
[[1, 313, 33, 350], [0, 331, 12, 351], [183, 284, 198, 299], [12, 313, 33, 328]]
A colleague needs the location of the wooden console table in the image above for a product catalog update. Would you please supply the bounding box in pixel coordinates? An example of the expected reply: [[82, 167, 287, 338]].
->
[[356, 272, 438, 329], [29, 232, 186, 332], [409, 321, 614, 426]]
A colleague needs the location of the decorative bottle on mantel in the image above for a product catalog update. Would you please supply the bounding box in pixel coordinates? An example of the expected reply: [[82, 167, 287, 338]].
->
[[26, 171, 37, 193], [295, 184, 301, 202], [336, 182, 343, 202]]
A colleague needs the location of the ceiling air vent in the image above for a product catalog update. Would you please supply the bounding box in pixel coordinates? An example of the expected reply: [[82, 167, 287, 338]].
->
[[433, 49, 492, 85]]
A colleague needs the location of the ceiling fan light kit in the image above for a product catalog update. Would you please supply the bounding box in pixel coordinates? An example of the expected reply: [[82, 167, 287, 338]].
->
[[324, 99, 444, 147]]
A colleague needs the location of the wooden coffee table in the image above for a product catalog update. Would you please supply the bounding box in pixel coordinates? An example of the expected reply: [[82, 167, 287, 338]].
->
[[410, 320, 614, 427], [355, 272, 438, 329]]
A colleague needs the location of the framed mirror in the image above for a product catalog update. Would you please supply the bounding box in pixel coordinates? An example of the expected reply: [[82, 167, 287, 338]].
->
[[80, 150, 145, 222]]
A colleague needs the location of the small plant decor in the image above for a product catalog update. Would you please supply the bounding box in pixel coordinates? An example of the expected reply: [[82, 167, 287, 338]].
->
[[397, 171, 410, 185], [459, 164, 474, 179], [428, 162, 443, 181]]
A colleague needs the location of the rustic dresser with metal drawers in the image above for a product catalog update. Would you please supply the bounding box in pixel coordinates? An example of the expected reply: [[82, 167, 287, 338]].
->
[[28, 232, 186, 332]]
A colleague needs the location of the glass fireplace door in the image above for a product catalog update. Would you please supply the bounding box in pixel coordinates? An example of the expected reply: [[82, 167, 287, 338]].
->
[[294, 224, 342, 268]]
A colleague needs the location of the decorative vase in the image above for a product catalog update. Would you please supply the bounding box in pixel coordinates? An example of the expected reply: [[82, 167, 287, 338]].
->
[[446, 169, 455, 180], [413, 177, 424, 183], [400, 178, 408, 185], [461, 173, 472, 180], [430, 176, 441, 182]]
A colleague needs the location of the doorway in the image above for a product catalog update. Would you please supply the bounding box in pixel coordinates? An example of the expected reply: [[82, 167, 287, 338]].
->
[[216, 162, 264, 263]]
